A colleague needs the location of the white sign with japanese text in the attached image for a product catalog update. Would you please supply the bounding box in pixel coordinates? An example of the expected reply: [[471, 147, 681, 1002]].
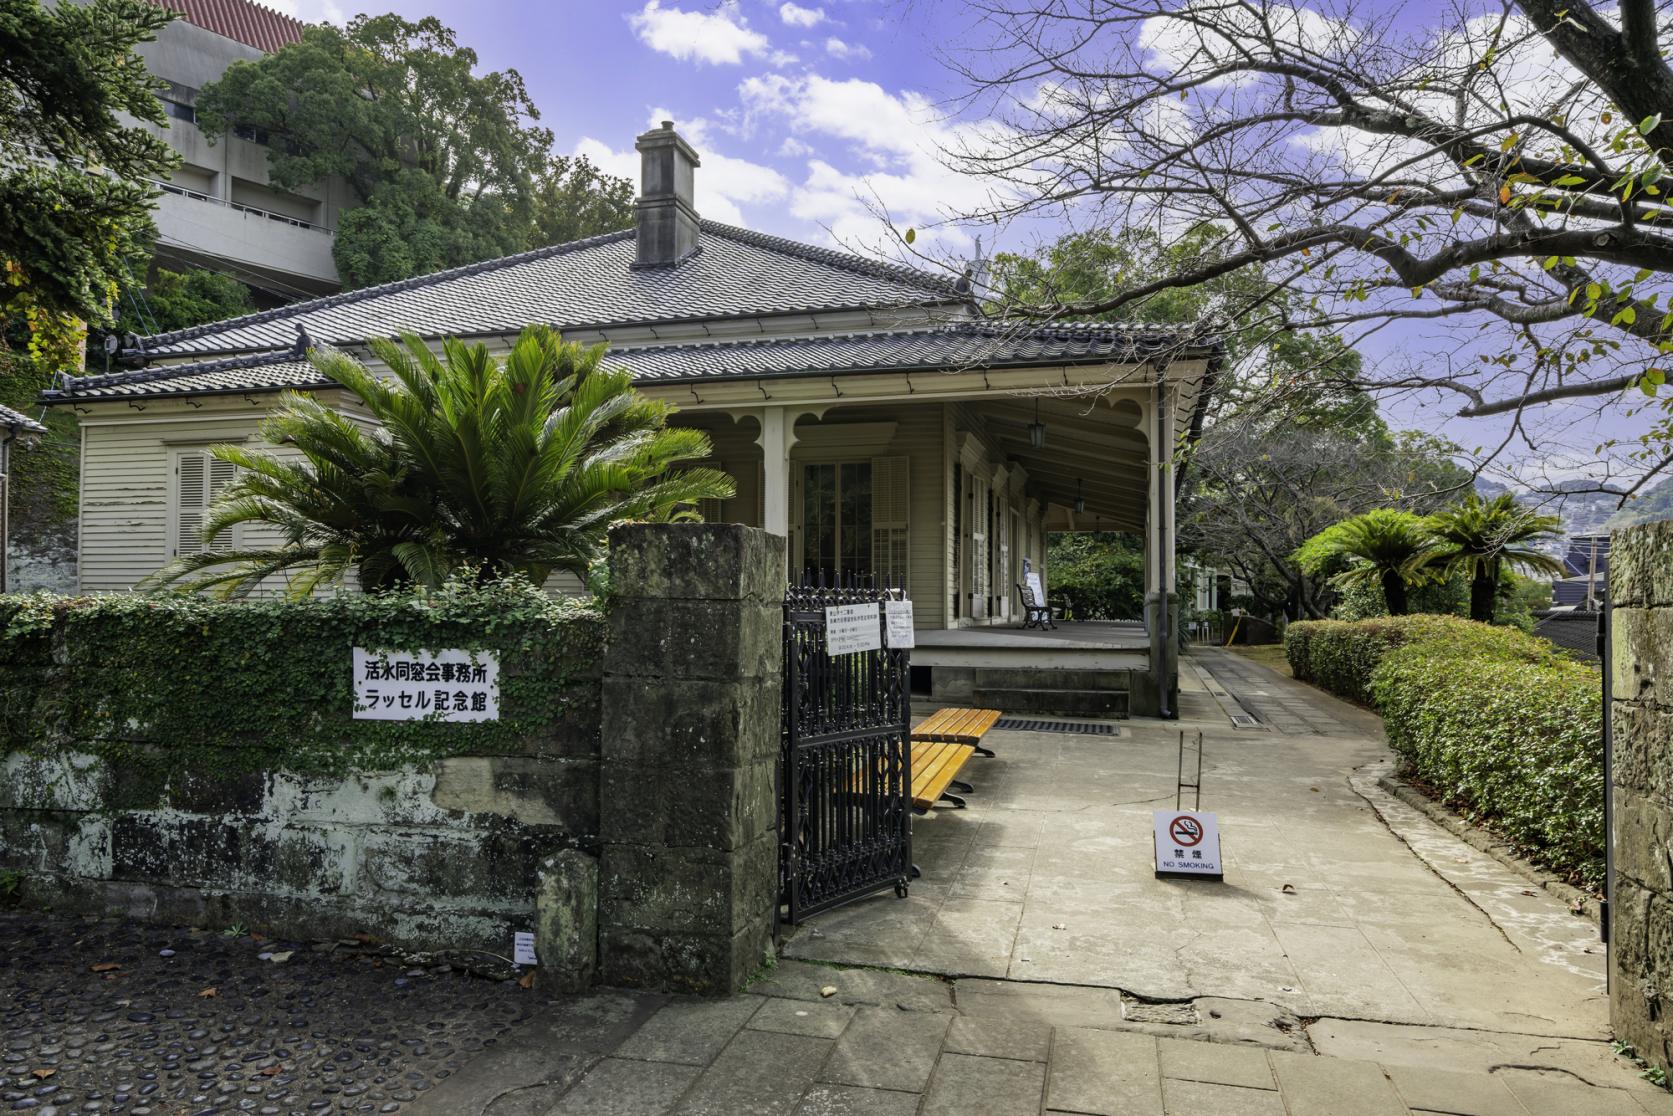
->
[[1153, 810, 1223, 879], [884, 600, 915, 649], [353, 647, 500, 722], [825, 602, 882, 656]]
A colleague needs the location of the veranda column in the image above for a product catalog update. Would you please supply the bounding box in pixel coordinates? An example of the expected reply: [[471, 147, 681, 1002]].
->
[[1139, 380, 1179, 718], [758, 406, 793, 538]]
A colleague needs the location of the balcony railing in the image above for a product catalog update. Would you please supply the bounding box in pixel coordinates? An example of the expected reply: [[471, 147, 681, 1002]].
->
[[153, 180, 333, 235]]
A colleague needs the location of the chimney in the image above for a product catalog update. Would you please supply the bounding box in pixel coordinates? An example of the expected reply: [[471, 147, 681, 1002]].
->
[[634, 121, 701, 268]]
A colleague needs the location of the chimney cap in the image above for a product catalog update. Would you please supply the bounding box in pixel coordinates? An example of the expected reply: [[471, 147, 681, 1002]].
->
[[635, 120, 701, 166]]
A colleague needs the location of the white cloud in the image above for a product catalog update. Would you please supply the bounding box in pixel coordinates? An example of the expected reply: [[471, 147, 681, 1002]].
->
[[265, 0, 345, 25], [738, 74, 1011, 255], [779, 2, 825, 28], [627, 1, 770, 66], [824, 37, 872, 62]]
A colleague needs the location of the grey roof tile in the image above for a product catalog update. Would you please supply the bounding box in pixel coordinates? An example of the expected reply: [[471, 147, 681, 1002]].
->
[[133, 222, 967, 359], [48, 321, 1215, 401], [0, 403, 48, 433]]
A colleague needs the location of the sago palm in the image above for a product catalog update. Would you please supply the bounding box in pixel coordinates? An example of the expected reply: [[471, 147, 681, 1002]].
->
[[146, 326, 734, 597], [1417, 494, 1563, 623], [1295, 509, 1434, 616]]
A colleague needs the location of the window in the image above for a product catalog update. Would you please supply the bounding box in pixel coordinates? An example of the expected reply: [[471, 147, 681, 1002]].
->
[[163, 100, 197, 125], [800, 457, 908, 588], [172, 449, 237, 557]]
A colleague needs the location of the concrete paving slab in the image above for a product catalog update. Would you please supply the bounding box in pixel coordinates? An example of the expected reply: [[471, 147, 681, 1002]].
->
[[1307, 1018, 1647, 1091], [674, 1029, 832, 1116], [1046, 1026, 1164, 1115], [1500, 1075, 1650, 1116], [1161, 1078, 1288, 1115], [1157, 1036, 1277, 1089], [944, 1014, 1053, 1061], [921, 1052, 1047, 1116], [747, 997, 857, 1038], [820, 1005, 951, 1092], [744, 959, 956, 1012], [794, 1084, 923, 1116], [1270, 1050, 1407, 1115], [1382, 1064, 1530, 1116], [549, 1057, 701, 1116], [615, 997, 764, 1066]]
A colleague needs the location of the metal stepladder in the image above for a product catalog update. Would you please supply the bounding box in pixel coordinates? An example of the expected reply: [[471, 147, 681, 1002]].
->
[[1175, 729, 1204, 811]]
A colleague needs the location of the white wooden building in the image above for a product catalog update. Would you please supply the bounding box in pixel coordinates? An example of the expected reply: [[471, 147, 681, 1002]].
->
[[44, 124, 1219, 713]]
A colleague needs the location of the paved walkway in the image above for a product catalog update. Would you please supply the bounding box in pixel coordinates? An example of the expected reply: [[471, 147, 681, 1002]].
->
[[2, 648, 1657, 1115]]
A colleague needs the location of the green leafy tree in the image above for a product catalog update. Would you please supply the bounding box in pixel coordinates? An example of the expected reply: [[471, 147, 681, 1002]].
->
[[197, 15, 635, 289], [1416, 494, 1564, 624], [1295, 510, 1436, 616], [112, 268, 255, 340], [532, 154, 635, 246], [0, 0, 178, 363], [1045, 532, 1145, 619], [147, 327, 735, 597]]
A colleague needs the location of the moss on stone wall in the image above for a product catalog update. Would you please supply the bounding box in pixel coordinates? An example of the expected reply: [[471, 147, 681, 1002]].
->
[[0, 577, 604, 799]]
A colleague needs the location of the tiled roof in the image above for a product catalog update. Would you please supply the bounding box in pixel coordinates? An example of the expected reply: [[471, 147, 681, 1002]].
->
[[0, 403, 47, 434], [608, 322, 1218, 383], [1533, 611, 1601, 662], [49, 322, 1209, 401], [133, 222, 967, 360], [149, 0, 304, 52]]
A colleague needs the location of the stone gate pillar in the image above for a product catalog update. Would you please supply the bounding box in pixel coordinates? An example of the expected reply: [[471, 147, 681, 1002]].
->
[[1609, 521, 1673, 1067], [598, 522, 783, 994]]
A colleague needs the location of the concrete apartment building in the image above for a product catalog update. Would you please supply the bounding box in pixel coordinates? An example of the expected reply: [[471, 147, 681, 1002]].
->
[[134, 0, 351, 299]]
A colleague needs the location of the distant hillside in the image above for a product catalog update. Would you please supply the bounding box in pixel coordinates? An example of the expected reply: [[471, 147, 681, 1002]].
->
[[1607, 477, 1673, 530]]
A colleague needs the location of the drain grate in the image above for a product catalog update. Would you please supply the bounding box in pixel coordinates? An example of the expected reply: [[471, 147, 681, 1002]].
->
[[994, 718, 1120, 736]]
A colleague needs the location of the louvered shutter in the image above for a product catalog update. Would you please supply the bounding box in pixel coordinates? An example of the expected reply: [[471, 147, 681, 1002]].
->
[[870, 455, 909, 592], [174, 450, 236, 557], [175, 452, 207, 558]]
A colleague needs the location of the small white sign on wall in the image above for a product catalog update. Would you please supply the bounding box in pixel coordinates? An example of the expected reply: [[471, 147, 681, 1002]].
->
[[1153, 811, 1223, 880], [512, 931, 538, 967], [825, 602, 883, 656], [884, 600, 916, 649], [353, 647, 500, 722]]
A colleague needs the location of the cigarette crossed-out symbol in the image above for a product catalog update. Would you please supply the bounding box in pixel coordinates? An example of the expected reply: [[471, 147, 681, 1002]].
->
[[1168, 815, 1205, 848]]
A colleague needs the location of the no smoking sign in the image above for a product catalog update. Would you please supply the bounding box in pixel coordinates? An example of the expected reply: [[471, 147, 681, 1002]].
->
[[1153, 810, 1223, 880]]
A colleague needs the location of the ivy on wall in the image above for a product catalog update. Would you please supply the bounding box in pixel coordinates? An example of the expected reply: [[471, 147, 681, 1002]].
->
[[0, 577, 603, 797]]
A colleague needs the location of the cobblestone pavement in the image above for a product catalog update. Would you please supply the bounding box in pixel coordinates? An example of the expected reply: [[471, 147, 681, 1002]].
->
[[0, 911, 531, 1115]]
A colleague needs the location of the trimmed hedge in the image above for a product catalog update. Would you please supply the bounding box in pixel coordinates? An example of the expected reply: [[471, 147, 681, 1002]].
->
[[0, 578, 603, 786], [1287, 615, 1603, 887]]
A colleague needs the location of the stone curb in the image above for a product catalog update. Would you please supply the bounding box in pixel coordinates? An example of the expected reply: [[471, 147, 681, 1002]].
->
[[1375, 775, 1601, 931]]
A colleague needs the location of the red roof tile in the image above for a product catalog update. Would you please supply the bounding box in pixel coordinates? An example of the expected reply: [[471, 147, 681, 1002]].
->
[[149, 0, 305, 53]]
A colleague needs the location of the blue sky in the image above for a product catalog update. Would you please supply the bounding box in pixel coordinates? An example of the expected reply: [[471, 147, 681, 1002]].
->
[[261, 0, 1645, 498]]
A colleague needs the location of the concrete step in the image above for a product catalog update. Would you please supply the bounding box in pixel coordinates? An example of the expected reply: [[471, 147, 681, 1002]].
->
[[975, 687, 1129, 716], [972, 667, 1132, 691]]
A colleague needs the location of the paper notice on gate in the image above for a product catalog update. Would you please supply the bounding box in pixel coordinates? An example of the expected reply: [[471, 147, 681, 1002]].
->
[[825, 602, 883, 655], [884, 600, 915, 649]]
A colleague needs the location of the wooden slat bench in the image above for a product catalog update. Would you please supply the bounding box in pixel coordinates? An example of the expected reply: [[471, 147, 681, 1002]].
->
[[912, 706, 1003, 758], [910, 739, 977, 814]]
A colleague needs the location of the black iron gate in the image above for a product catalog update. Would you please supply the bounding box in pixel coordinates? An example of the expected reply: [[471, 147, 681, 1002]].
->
[[779, 577, 912, 923]]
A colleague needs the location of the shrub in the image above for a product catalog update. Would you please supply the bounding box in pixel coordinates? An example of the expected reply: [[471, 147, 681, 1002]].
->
[[1373, 638, 1603, 887], [1288, 614, 1602, 886]]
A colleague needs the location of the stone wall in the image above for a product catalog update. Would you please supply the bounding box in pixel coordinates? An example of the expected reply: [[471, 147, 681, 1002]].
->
[[0, 524, 787, 996], [1608, 520, 1673, 1065]]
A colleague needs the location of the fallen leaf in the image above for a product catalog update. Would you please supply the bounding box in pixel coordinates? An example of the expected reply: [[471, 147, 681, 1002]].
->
[[1309, 787, 1320, 793], [819, 985, 838, 998], [1521, 889, 1538, 897], [1280, 884, 1297, 895], [266, 951, 293, 964], [249, 933, 265, 942], [517, 971, 536, 989], [197, 987, 218, 999], [90, 962, 121, 973], [29, 1068, 55, 1080], [257, 1065, 282, 1077]]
